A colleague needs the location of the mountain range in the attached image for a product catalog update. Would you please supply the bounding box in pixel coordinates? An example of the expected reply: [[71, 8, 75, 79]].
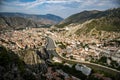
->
[[0, 12, 63, 30], [56, 8, 120, 28], [0, 8, 120, 39], [0, 7, 120, 80], [55, 8, 120, 40]]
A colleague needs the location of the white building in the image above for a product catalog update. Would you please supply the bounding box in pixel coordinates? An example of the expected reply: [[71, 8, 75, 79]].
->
[[75, 64, 92, 76], [52, 57, 62, 63]]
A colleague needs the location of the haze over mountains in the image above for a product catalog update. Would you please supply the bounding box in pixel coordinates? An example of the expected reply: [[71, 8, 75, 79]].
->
[[0, 12, 63, 30]]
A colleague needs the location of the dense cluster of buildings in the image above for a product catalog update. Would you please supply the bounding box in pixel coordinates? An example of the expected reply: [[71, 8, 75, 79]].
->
[[48, 29, 120, 65], [0, 28, 46, 51]]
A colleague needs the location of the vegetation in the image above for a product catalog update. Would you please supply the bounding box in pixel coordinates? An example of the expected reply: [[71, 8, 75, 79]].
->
[[56, 8, 120, 29], [97, 56, 107, 64], [0, 45, 25, 73], [90, 69, 115, 80], [62, 53, 67, 57], [51, 62, 87, 80], [110, 59, 120, 71], [55, 22, 71, 28], [0, 45, 47, 80], [76, 17, 120, 35], [55, 10, 101, 28], [0, 13, 63, 30], [56, 41, 66, 49], [75, 8, 120, 36], [90, 56, 120, 71]]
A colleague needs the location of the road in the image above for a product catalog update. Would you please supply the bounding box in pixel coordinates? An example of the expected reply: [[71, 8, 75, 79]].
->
[[46, 36, 56, 50], [46, 36, 58, 57], [46, 36, 120, 79]]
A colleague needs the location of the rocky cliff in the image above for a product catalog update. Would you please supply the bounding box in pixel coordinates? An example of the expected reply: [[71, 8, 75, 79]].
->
[[0, 45, 48, 80]]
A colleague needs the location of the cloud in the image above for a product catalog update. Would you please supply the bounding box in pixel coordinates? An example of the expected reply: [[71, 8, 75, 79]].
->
[[16, 0, 44, 9], [0, 0, 119, 18], [112, 0, 120, 7], [10, 0, 85, 9], [2, 0, 119, 9]]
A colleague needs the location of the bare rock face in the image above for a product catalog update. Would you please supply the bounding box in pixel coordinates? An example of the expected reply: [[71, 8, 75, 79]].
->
[[18, 49, 48, 74], [21, 50, 41, 65], [0, 45, 48, 80]]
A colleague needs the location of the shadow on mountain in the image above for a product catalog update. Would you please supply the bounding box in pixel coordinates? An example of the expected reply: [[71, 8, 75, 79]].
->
[[0, 45, 48, 80]]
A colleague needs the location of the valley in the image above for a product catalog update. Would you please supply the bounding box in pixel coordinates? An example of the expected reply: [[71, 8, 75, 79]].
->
[[0, 8, 120, 80]]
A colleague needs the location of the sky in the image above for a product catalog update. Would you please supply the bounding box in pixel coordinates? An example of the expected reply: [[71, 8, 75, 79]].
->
[[0, 0, 120, 18]]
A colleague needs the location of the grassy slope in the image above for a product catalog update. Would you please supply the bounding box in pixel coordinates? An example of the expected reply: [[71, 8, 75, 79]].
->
[[75, 8, 120, 35], [56, 8, 120, 28]]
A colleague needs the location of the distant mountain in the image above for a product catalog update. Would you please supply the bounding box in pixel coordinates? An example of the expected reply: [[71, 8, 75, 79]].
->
[[0, 12, 63, 30], [55, 8, 120, 28], [0, 16, 39, 30], [56, 10, 100, 28], [0, 12, 63, 25]]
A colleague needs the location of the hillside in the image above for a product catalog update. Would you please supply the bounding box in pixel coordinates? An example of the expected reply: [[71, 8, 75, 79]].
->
[[0, 16, 39, 30], [75, 8, 120, 34], [56, 8, 120, 28], [0, 12, 63, 25], [0, 45, 48, 80], [63, 8, 120, 39], [0, 13, 63, 30], [76, 17, 120, 35]]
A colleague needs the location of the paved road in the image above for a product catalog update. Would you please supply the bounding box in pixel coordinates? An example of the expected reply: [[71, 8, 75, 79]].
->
[[46, 37, 58, 57], [46, 36, 120, 79], [46, 36, 56, 50]]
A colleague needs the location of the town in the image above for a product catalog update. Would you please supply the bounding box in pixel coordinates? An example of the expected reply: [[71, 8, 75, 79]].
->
[[48, 27, 120, 71]]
